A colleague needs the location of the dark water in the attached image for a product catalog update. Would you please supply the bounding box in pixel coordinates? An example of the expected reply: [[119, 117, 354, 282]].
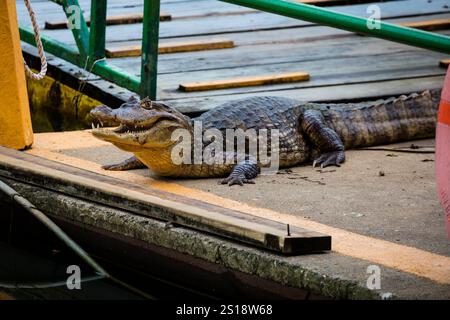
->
[[0, 194, 208, 300]]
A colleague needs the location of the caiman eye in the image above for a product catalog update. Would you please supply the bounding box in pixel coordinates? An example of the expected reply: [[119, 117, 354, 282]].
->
[[140, 98, 153, 110]]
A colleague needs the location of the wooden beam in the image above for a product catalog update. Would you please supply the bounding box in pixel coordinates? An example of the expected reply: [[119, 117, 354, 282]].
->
[[45, 12, 172, 30], [440, 59, 450, 68], [0, 147, 331, 254], [297, 0, 347, 5], [106, 39, 235, 58], [296, 0, 382, 6], [399, 18, 450, 31], [179, 72, 310, 92]]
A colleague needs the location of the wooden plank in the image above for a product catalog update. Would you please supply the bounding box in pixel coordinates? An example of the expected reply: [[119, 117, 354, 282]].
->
[[400, 18, 450, 31], [160, 49, 445, 99], [179, 72, 310, 92], [440, 59, 450, 68], [167, 75, 445, 113], [34, 0, 450, 45], [107, 28, 450, 76], [297, 0, 381, 6], [17, 1, 254, 26], [45, 12, 172, 30], [0, 146, 331, 254], [106, 39, 235, 58]]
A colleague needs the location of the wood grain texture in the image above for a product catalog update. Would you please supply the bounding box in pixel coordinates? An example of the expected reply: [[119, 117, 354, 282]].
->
[[179, 72, 310, 92], [400, 18, 450, 31], [168, 76, 445, 113], [0, 146, 331, 254], [33, 0, 450, 45], [45, 12, 172, 30], [297, 0, 380, 6], [106, 39, 235, 58]]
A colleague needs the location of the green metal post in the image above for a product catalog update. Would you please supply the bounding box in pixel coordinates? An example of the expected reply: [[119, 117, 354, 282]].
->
[[140, 0, 161, 99], [61, 0, 90, 58], [89, 0, 107, 62], [220, 0, 450, 54]]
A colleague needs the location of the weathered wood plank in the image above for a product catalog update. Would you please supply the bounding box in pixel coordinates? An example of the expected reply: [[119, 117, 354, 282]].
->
[[27, 0, 450, 45], [45, 12, 172, 30], [400, 18, 450, 31], [179, 71, 310, 92], [106, 39, 235, 58], [297, 0, 386, 5], [154, 50, 445, 100], [17, 0, 254, 28], [165, 75, 445, 113], [0, 147, 331, 254], [107, 28, 449, 76]]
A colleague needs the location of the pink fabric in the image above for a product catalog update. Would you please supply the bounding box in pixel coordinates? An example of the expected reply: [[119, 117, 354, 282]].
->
[[436, 68, 450, 239]]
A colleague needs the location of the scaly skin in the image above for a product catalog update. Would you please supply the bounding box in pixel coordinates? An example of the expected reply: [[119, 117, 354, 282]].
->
[[90, 90, 441, 185]]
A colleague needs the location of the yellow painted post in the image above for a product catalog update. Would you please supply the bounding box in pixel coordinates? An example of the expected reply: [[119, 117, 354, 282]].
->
[[0, 0, 33, 149]]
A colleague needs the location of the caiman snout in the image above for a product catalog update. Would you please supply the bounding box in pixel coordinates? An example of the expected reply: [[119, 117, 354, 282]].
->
[[90, 104, 118, 127]]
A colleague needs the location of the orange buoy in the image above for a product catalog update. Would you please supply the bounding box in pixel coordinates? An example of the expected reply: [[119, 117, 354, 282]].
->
[[436, 68, 450, 239]]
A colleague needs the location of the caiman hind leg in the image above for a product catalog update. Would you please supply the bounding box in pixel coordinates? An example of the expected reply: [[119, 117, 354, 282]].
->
[[301, 110, 345, 168], [220, 158, 260, 186], [102, 155, 147, 171]]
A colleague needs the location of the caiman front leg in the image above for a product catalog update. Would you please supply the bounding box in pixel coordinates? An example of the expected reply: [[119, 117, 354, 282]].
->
[[301, 110, 345, 168], [102, 155, 147, 171], [221, 158, 260, 186]]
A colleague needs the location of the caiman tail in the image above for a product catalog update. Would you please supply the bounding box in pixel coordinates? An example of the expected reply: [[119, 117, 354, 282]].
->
[[326, 90, 441, 148]]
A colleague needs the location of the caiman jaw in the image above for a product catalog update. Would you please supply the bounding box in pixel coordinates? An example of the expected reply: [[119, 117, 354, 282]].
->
[[90, 98, 190, 151], [91, 116, 181, 149]]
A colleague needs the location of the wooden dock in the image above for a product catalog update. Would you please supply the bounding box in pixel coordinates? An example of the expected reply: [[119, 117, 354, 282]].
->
[[9, 0, 450, 299], [16, 0, 449, 114], [1, 131, 449, 299]]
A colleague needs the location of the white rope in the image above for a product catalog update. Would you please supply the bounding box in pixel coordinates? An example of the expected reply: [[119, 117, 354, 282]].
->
[[23, 0, 47, 80]]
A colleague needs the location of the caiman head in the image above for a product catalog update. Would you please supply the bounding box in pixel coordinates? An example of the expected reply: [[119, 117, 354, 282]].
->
[[90, 96, 192, 153]]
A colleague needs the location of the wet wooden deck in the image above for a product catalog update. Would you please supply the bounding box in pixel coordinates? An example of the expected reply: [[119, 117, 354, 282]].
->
[[17, 0, 450, 113]]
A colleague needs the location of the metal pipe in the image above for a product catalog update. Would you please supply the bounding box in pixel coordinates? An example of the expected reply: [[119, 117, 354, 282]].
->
[[140, 0, 161, 99], [61, 0, 90, 58], [0, 179, 155, 298], [20, 26, 141, 92], [89, 0, 107, 61], [0, 179, 109, 278], [220, 0, 450, 54]]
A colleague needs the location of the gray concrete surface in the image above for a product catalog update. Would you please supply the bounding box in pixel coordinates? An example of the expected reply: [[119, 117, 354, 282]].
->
[[60, 138, 449, 256], [27, 133, 450, 299], [177, 139, 449, 257]]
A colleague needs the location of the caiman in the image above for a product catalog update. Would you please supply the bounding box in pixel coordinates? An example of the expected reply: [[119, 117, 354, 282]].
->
[[90, 90, 440, 186]]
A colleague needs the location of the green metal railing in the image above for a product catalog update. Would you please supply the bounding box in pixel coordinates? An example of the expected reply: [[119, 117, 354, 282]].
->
[[20, 0, 159, 98], [19, 0, 450, 100]]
